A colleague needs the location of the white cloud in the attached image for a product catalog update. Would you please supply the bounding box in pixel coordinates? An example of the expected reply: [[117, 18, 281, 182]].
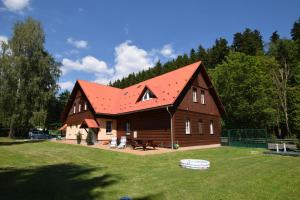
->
[[67, 37, 88, 49], [113, 40, 154, 80], [2, 0, 30, 12], [60, 41, 176, 85], [0, 35, 8, 53], [160, 44, 176, 58], [59, 81, 74, 91], [0, 35, 8, 45], [61, 56, 114, 76]]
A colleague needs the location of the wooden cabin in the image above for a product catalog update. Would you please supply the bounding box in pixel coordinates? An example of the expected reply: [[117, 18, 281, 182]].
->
[[61, 61, 225, 147]]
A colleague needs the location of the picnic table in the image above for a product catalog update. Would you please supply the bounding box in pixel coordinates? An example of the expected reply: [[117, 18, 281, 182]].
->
[[130, 139, 157, 151]]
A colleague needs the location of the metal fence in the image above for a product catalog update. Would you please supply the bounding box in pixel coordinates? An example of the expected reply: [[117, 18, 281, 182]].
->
[[221, 129, 268, 148]]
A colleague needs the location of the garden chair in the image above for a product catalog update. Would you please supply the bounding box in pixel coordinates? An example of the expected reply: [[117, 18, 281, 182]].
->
[[110, 137, 117, 148], [117, 136, 127, 149]]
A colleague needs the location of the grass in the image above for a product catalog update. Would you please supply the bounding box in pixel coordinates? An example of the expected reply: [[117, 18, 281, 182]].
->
[[0, 138, 299, 200]]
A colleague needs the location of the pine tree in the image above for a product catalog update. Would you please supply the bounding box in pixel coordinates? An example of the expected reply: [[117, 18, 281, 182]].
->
[[232, 28, 264, 55], [207, 38, 229, 68], [270, 31, 280, 44], [291, 17, 300, 41], [197, 45, 208, 66], [189, 48, 198, 63]]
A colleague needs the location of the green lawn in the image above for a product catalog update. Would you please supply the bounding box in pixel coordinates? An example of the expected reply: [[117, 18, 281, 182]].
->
[[0, 138, 299, 200]]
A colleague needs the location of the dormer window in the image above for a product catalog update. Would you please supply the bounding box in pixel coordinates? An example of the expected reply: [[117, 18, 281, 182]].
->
[[142, 89, 155, 101]]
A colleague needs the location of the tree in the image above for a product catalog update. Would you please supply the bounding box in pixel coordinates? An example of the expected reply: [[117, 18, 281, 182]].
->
[[197, 45, 208, 66], [270, 31, 280, 44], [207, 38, 229, 68], [2, 17, 60, 137], [291, 17, 300, 57], [291, 17, 300, 41], [210, 52, 277, 129], [268, 39, 299, 137], [189, 48, 198, 63], [0, 43, 18, 130], [232, 28, 264, 55], [45, 90, 70, 129]]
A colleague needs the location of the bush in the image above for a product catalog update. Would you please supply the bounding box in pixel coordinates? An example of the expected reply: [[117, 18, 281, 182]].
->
[[76, 132, 82, 144], [173, 143, 180, 149], [86, 130, 94, 145]]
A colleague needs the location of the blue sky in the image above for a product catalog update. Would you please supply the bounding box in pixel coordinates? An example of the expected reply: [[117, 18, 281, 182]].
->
[[0, 0, 299, 91]]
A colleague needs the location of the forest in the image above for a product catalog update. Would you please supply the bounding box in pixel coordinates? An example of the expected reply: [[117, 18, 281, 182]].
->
[[110, 18, 300, 138], [0, 17, 299, 138]]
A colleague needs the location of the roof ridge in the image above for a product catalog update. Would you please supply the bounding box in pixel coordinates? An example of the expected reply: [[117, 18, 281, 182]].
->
[[121, 61, 202, 89], [77, 61, 201, 91], [77, 79, 122, 91]]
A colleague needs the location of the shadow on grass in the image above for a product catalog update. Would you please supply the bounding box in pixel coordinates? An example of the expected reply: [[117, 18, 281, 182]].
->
[[135, 193, 164, 200], [0, 139, 46, 146], [0, 163, 118, 200]]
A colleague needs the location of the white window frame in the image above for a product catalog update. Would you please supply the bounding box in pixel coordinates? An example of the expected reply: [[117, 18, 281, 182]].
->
[[84, 102, 87, 111], [210, 120, 214, 134], [200, 90, 205, 104], [142, 90, 151, 101], [78, 103, 81, 112], [126, 122, 130, 135], [185, 119, 191, 134], [106, 121, 112, 134], [73, 105, 76, 114], [192, 88, 197, 102]]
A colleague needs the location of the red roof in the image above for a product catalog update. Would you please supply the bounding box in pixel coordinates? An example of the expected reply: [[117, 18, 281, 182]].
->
[[80, 119, 99, 128], [62, 61, 225, 118], [77, 61, 201, 115], [58, 123, 67, 130]]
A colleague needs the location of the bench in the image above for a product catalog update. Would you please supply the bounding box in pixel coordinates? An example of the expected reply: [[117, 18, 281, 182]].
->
[[268, 143, 297, 151], [130, 139, 157, 151]]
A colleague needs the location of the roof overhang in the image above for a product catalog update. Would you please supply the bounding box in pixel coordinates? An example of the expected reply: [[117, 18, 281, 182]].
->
[[58, 123, 67, 131], [80, 119, 99, 128]]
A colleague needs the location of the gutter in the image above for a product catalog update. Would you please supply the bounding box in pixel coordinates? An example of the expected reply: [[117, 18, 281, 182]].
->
[[166, 106, 174, 150]]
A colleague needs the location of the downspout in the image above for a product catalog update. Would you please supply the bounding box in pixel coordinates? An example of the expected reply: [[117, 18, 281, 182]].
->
[[166, 106, 174, 150]]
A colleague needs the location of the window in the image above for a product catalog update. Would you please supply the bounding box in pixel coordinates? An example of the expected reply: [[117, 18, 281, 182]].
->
[[78, 103, 81, 112], [126, 122, 130, 135], [73, 105, 76, 114], [106, 121, 112, 134], [185, 119, 191, 134], [142, 89, 155, 101], [210, 120, 214, 134], [200, 90, 205, 104], [84, 102, 87, 111], [198, 120, 203, 134], [192, 88, 197, 102]]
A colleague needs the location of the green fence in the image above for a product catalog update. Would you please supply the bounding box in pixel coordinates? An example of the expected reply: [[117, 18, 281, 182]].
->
[[221, 129, 268, 148]]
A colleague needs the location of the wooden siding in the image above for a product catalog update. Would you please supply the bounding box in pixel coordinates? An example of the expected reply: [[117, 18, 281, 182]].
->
[[65, 89, 94, 125], [173, 109, 221, 147], [177, 72, 220, 116], [62, 63, 222, 147], [117, 109, 172, 147]]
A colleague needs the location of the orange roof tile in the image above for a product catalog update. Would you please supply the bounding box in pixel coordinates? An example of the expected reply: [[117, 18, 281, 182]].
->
[[58, 123, 67, 130], [77, 61, 201, 115], [80, 119, 99, 128]]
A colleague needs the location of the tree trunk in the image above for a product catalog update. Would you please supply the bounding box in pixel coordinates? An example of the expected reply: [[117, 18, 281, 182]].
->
[[271, 61, 291, 137]]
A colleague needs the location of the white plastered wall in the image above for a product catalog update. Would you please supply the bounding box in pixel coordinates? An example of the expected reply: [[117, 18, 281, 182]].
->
[[65, 118, 117, 141]]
